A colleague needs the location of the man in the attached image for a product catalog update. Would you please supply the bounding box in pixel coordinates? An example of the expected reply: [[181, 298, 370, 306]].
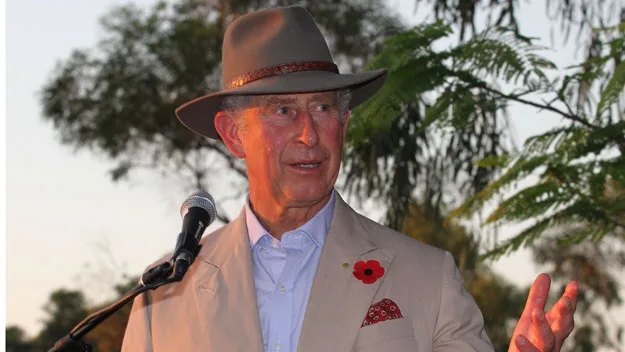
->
[[122, 6, 578, 352]]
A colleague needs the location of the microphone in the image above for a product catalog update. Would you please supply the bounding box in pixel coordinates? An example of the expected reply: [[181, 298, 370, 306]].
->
[[173, 190, 217, 279]]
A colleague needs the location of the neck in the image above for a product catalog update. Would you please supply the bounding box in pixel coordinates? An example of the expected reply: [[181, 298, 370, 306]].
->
[[248, 191, 332, 241]]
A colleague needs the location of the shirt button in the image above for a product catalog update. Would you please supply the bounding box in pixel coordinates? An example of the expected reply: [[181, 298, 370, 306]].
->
[[271, 240, 279, 248], [279, 285, 286, 294], [274, 343, 281, 351]]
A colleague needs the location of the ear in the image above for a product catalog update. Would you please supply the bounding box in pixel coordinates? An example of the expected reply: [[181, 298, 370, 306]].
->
[[341, 110, 351, 138], [214, 111, 246, 158]]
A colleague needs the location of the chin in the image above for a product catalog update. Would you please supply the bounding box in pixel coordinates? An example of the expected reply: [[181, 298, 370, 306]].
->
[[284, 186, 332, 205]]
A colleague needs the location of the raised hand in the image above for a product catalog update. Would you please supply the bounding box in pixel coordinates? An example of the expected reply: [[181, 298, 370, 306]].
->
[[509, 273, 578, 352]]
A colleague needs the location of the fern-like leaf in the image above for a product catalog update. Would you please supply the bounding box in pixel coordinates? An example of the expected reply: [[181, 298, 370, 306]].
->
[[450, 155, 550, 218], [596, 57, 625, 118], [481, 200, 591, 260]]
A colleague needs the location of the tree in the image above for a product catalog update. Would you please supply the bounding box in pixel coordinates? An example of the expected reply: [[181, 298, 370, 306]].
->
[[32, 289, 92, 350], [401, 2, 625, 349], [6, 326, 35, 352], [8, 275, 141, 352], [409, 0, 623, 43], [449, 23, 625, 349], [451, 23, 625, 258], [344, 21, 540, 230]]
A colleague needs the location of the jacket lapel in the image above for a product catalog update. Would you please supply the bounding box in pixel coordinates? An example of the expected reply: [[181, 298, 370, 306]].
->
[[298, 194, 396, 352], [191, 209, 265, 352]]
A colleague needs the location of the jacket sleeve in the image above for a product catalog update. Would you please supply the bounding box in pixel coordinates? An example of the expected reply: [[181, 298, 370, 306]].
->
[[121, 291, 154, 352], [433, 251, 495, 352]]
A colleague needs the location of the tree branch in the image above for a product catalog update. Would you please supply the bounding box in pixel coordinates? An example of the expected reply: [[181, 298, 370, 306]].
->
[[480, 84, 600, 129], [450, 70, 601, 129]]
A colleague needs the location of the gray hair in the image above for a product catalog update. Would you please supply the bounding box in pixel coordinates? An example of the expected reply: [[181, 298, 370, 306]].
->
[[221, 89, 352, 126]]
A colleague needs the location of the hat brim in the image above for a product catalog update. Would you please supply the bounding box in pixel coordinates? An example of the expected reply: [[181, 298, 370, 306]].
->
[[175, 69, 387, 139]]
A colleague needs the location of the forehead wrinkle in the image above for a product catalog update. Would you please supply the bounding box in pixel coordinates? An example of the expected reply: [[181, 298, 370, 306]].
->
[[263, 96, 296, 106], [257, 92, 337, 107], [309, 92, 337, 102]]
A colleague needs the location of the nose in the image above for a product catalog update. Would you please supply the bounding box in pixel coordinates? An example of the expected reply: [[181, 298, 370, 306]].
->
[[296, 111, 319, 146]]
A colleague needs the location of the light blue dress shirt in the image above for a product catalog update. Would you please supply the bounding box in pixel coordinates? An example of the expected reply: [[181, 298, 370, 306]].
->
[[245, 191, 336, 352]]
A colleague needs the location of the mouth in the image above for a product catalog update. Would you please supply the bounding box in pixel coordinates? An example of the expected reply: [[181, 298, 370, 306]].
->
[[294, 163, 320, 168], [290, 161, 322, 170]]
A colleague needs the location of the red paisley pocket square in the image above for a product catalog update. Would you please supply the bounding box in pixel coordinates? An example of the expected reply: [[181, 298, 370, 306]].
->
[[361, 298, 404, 327]]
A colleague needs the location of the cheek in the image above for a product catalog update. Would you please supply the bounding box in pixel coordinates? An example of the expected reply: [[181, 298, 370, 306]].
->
[[255, 128, 290, 164], [322, 123, 346, 153], [320, 129, 346, 175]]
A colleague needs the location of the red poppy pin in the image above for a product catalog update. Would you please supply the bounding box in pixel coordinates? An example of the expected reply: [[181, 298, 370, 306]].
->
[[353, 260, 385, 284]]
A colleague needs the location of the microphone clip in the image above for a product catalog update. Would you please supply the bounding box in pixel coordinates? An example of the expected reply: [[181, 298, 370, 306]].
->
[[173, 244, 203, 280], [140, 261, 174, 286]]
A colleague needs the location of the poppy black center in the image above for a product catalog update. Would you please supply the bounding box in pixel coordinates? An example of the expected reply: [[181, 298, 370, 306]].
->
[[364, 268, 373, 276]]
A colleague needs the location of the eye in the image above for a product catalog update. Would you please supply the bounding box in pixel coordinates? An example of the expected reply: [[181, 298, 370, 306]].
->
[[275, 106, 291, 115], [315, 104, 330, 112], [267, 104, 296, 122]]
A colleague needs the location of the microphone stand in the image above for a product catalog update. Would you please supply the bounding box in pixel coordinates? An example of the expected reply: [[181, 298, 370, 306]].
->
[[47, 252, 198, 352]]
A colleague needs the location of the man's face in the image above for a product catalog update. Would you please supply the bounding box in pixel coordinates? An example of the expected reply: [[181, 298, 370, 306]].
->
[[221, 91, 349, 208]]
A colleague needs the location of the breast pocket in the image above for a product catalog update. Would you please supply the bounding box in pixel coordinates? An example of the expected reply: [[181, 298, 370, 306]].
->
[[353, 318, 417, 352]]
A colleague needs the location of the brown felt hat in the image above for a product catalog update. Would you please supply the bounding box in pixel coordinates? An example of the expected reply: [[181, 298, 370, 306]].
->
[[175, 5, 387, 139]]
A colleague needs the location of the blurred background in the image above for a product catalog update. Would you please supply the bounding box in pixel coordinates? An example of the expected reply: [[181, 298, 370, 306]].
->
[[6, 0, 625, 351]]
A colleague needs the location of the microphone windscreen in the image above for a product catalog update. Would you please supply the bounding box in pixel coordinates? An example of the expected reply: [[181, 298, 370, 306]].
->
[[180, 191, 217, 225]]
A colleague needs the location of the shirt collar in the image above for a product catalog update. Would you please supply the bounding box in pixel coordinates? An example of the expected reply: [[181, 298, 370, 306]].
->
[[245, 190, 336, 249]]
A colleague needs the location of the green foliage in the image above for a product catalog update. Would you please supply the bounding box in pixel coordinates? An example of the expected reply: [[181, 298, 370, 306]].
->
[[41, 1, 223, 183], [350, 22, 452, 139], [346, 20, 555, 228], [597, 60, 625, 118], [451, 24, 625, 259], [450, 28, 555, 85], [412, 0, 623, 43], [32, 289, 91, 350], [6, 326, 36, 352]]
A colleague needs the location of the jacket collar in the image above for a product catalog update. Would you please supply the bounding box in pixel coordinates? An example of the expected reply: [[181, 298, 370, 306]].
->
[[190, 193, 395, 351]]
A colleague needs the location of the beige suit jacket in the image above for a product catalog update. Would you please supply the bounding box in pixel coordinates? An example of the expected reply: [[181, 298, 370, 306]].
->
[[122, 194, 494, 351]]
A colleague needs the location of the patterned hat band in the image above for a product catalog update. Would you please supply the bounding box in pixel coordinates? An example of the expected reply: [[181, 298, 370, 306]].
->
[[224, 61, 339, 90]]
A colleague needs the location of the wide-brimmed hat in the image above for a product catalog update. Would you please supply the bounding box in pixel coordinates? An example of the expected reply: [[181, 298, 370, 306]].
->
[[175, 5, 388, 139]]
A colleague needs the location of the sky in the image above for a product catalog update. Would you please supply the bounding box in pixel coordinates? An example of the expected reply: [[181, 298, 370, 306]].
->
[[2, 0, 7, 346], [5, 0, 624, 346]]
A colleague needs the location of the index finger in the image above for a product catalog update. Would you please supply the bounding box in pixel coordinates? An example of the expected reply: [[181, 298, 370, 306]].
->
[[522, 273, 551, 317]]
